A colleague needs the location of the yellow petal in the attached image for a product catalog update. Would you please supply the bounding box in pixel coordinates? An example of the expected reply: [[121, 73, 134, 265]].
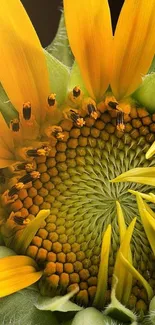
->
[[120, 253, 153, 300], [64, 0, 113, 100], [0, 255, 42, 297], [12, 209, 50, 254], [0, 0, 50, 121], [111, 167, 155, 186], [93, 224, 111, 308], [111, 0, 155, 100], [136, 195, 155, 255], [129, 189, 155, 204], [116, 201, 126, 242], [0, 113, 15, 167], [113, 218, 136, 304], [146, 141, 155, 159]]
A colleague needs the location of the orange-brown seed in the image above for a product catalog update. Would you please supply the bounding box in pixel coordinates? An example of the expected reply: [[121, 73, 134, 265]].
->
[[10, 199, 23, 212], [56, 142, 67, 152], [48, 147, 56, 157], [89, 265, 98, 276], [142, 116, 152, 126], [40, 202, 51, 209], [37, 228, 48, 239], [67, 138, 78, 149], [67, 283, 79, 293], [48, 232, 59, 243], [94, 120, 105, 130], [59, 273, 69, 287], [52, 242, 62, 253], [40, 172, 50, 183], [57, 252, 66, 263], [66, 252, 76, 263], [80, 282, 88, 290], [72, 243, 80, 253], [35, 156, 46, 163], [88, 277, 97, 286], [18, 189, 28, 200], [76, 251, 85, 261], [26, 245, 38, 258], [63, 243, 71, 253], [70, 273, 80, 284], [36, 248, 47, 262], [46, 222, 56, 232], [44, 262, 56, 276], [29, 204, 39, 215], [47, 252, 56, 262], [61, 119, 73, 131], [58, 234, 67, 244], [56, 153, 66, 162], [91, 128, 100, 138], [23, 197, 33, 209], [85, 117, 95, 127], [47, 274, 59, 288], [56, 262, 63, 274], [33, 195, 44, 206], [32, 236, 42, 247], [37, 163, 47, 173], [74, 261, 83, 272], [27, 187, 37, 198], [139, 126, 149, 136], [88, 286, 96, 299], [42, 239, 52, 251], [105, 123, 115, 134], [78, 136, 88, 147], [33, 179, 42, 190], [76, 290, 88, 305], [79, 269, 90, 281], [20, 207, 29, 217], [64, 263, 74, 273]]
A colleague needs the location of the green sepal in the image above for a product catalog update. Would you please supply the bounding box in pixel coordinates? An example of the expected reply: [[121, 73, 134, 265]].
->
[[104, 279, 137, 325], [149, 295, 155, 324], [46, 13, 73, 67], [68, 61, 89, 96], [71, 307, 118, 325], [45, 50, 70, 105], [133, 73, 155, 113], [0, 85, 18, 124], [35, 288, 83, 312]]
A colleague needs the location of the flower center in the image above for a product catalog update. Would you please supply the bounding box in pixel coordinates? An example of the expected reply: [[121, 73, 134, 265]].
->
[[1, 103, 155, 313]]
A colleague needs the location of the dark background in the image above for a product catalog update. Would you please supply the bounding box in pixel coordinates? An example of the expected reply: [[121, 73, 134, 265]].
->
[[21, 0, 124, 47]]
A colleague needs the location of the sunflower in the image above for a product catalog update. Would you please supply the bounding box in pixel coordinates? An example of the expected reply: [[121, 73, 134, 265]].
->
[[1, 0, 155, 324]]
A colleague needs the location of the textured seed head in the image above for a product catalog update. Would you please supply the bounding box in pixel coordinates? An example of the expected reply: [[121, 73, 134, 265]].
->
[[1, 102, 155, 315]]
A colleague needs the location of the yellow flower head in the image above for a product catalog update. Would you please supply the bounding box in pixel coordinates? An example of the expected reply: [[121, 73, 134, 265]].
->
[[1, 1, 155, 324]]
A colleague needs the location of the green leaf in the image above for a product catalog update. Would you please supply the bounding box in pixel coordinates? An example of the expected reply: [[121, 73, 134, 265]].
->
[[35, 289, 83, 312], [133, 73, 155, 113], [0, 287, 59, 325], [46, 13, 73, 67], [71, 308, 118, 325], [45, 50, 70, 105]]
